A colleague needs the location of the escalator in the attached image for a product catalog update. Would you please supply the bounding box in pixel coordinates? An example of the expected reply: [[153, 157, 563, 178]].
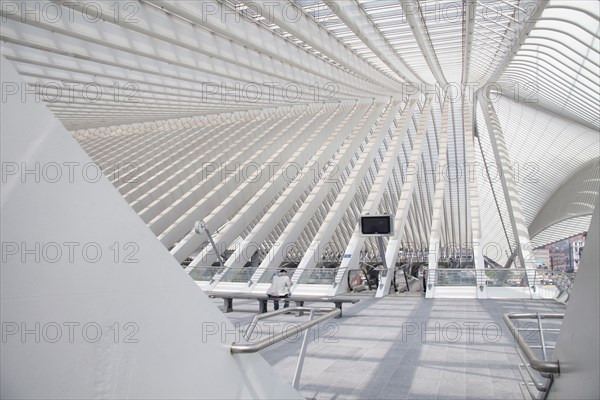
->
[[392, 263, 424, 294], [347, 264, 380, 292], [347, 262, 426, 295]]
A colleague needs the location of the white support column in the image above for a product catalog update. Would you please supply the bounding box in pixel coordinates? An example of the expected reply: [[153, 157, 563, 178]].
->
[[478, 96, 536, 290], [291, 100, 412, 295], [376, 96, 434, 297], [165, 103, 330, 260], [246, 101, 393, 289], [175, 103, 354, 263], [155, 104, 322, 248], [116, 117, 233, 198], [464, 97, 486, 298], [139, 109, 291, 223], [425, 99, 450, 299], [210, 101, 386, 289], [191, 102, 368, 268], [461, 0, 477, 84], [309, 97, 417, 295], [127, 112, 267, 208]]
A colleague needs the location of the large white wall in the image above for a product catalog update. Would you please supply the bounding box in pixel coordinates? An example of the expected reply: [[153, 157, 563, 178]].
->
[[548, 197, 600, 399], [0, 57, 301, 400]]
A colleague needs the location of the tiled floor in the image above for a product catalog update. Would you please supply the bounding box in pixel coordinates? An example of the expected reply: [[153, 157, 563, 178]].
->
[[215, 294, 566, 400]]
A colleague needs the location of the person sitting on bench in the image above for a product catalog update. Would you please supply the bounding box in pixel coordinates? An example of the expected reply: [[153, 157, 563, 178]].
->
[[266, 269, 291, 310]]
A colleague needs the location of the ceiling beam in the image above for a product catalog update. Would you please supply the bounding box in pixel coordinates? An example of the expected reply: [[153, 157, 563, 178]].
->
[[462, 0, 477, 83], [400, 0, 448, 86], [487, 0, 548, 84], [323, 0, 427, 85], [239, 0, 405, 94]]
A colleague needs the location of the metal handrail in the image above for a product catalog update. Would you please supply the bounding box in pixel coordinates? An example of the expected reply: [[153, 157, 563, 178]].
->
[[231, 306, 340, 353], [503, 313, 563, 374], [231, 306, 341, 390], [516, 347, 549, 392]]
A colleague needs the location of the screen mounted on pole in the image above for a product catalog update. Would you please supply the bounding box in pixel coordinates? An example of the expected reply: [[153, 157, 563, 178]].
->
[[360, 215, 394, 236]]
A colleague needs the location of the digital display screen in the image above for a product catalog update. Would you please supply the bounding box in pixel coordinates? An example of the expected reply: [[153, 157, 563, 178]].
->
[[360, 215, 393, 235]]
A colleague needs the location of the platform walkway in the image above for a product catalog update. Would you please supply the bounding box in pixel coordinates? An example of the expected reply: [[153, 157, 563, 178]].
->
[[213, 295, 566, 399]]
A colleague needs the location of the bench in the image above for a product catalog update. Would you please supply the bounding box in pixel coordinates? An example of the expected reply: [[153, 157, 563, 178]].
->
[[206, 292, 359, 318]]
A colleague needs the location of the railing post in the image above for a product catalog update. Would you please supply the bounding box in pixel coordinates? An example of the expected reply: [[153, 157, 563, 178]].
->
[[293, 309, 316, 389], [231, 307, 340, 353], [425, 269, 435, 298], [503, 313, 561, 374], [537, 314, 548, 362]]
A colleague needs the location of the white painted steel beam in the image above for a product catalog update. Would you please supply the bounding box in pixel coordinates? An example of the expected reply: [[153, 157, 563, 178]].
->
[[240, 0, 404, 94], [191, 102, 371, 268], [119, 115, 254, 198], [291, 100, 408, 291], [478, 95, 534, 273], [425, 98, 450, 298], [463, 95, 485, 296], [159, 104, 327, 253], [206, 101, 384, 288], [375, 95, 434, 297], [127, 113, 265, 209], [293, 97, 417, 294], [487, 0, 549, 84], [528, 160, 600, 239], [153, 0, 388, 97], [245, 100, 392, 287], [143, 107, 300, 231], [137, 110, 287, 221], [399, 0, 448, 86], [156, 105, 323, 247], [53, 0, 375, 99], [323, 0, 425, 85], [462, 0, 477, 84], [172, 102, 355, 262]]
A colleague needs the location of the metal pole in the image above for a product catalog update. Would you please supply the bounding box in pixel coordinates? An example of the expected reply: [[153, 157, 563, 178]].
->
[[377, 236, 388, 286], [231, 307, 340, 353], [195, 220, 224, 270], [243, 314, 261, 342], [292, 309, 316, 389], [503, 313, 561, 373], [537, 313, 548, 362]]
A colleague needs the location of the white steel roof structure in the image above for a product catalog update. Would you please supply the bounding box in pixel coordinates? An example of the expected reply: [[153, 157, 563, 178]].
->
[[1, 0, 598, 278]]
